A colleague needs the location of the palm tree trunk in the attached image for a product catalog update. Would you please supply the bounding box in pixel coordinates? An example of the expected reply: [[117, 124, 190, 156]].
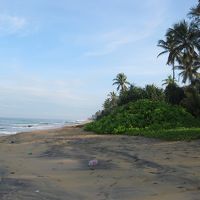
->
[[172, 63, 175, 83]]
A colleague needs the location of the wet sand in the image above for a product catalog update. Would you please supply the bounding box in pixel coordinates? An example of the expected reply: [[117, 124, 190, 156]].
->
[[0, 126, 200, 200]]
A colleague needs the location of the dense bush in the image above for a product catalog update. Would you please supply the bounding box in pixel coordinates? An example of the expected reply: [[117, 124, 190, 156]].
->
[[118, 84, 164, 106], [181, 86, 200, 117], [164, 83, 185, 105], [85, 99, 200, 134], [144, 84, 165, 101], [118, 85, 146, 105]]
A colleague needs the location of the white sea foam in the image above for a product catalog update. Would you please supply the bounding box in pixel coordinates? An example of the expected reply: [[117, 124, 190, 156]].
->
[[0, 117, 78, 135]]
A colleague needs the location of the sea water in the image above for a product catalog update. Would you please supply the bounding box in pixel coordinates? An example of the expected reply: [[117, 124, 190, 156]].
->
[[0, 117, 78, 135]]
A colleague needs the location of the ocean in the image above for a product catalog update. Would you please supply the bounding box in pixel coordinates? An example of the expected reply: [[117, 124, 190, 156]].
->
[[0, 117, 79, 135]]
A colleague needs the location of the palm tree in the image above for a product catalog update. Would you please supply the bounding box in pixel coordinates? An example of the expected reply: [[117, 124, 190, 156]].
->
[[162, 75, 177, 86], [157, 33, 179, 82], [176, 53, 200, 84], [103, 98, 111, 110], [113, 73, 130, 93], [108, 91, 118, 107], [188, 1, 200, 24], [167, 20, 200, 58], [165, 20, 200, 84]]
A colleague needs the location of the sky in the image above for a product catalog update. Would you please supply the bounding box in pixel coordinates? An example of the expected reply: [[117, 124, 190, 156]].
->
[[0, 0, 197, 120]]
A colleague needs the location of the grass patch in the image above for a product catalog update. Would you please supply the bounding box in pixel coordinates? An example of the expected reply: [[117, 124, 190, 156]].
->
[[125, 128, 200, 141]]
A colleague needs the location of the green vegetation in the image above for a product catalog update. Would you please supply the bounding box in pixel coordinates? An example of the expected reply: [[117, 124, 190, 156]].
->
[[130, 128, 200, 141], [86, 1, 200, 141], [112, 73, 130, 93], [85, 99, 200, 140]]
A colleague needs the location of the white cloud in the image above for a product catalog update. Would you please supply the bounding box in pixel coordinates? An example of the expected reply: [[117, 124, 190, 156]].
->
[[0, 14, 27, 35]]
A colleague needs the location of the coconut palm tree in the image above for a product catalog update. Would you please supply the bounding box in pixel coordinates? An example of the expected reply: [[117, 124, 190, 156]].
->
[[108, 91, 117, 98], [113, 73, 130, 93], [108, 91, 118, 107], [165, 20, 200, 84], [162, 75, 177, 86], [176, 53, 200, 84], [188, 1, 200, 24], [157, 33, 179, 82], [167, 20, 200, 58]]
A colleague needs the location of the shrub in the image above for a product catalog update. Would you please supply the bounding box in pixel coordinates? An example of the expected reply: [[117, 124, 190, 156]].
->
[[181, 86, 200, 117], [165, 83, 185, 105], [85, 99, 200, 134], [144, 84, 165, 101], [118, 85, 145, 105], [118, 84, 164, 106]]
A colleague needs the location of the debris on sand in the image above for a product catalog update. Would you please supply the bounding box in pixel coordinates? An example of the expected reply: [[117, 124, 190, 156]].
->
[[88, 159, 98, 170]]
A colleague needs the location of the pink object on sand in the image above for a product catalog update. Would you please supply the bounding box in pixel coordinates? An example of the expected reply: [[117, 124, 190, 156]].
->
[[88, 159, 98, 167]]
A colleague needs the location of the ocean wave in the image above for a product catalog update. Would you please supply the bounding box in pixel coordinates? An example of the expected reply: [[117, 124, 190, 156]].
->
[[0, 117, 72, 135]]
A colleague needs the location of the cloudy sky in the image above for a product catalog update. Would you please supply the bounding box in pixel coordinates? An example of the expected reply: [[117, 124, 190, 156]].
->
[[0, 0, 197, 120]]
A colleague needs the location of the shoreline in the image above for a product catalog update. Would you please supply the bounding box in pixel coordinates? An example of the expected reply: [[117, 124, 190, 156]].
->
[[0, 125, 200, 199], [0, 119, 92, 137]]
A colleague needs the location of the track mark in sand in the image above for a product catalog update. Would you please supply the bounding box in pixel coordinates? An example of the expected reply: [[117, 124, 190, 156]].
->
[[177, 186, 185, 189], [110, 181, 117, 187], [108, 149, 166, 172]]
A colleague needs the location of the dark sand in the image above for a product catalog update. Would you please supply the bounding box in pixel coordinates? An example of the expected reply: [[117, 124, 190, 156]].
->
[[0, 126, 200, 200]]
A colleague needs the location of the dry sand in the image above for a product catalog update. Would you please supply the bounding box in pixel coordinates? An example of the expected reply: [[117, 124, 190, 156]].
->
[[0, 126, 200, 200]]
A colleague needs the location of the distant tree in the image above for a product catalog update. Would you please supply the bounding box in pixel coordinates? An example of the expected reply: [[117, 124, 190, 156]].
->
[[108, 91, 118, 107], [162, 75, 176, 86], [92, 110, 103, 120], [113, 73, 130, 93], [102, 92, 118, 112], [103, 98, 112, 111]]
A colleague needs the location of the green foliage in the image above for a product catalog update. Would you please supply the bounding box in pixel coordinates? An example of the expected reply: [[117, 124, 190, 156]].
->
[[144, 84, 165, 101], [85, 99, 200, 136], [118, 84, 164, 106], [162, 75, 176, 86], [118, 85, 146, 105], [127, 128, 200, 141], [113, 73, 130, 93], [181, 86, 200, 117], [87, 2, 200, 141], [164, 83, 185, 105], [103, 98, 112, 110]]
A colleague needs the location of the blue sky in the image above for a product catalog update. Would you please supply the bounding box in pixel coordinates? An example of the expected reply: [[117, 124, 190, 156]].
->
[[0, 0, 197, 120]]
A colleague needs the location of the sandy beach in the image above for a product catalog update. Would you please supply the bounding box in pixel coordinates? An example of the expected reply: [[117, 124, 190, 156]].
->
[[0, 126, 200, 200]]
